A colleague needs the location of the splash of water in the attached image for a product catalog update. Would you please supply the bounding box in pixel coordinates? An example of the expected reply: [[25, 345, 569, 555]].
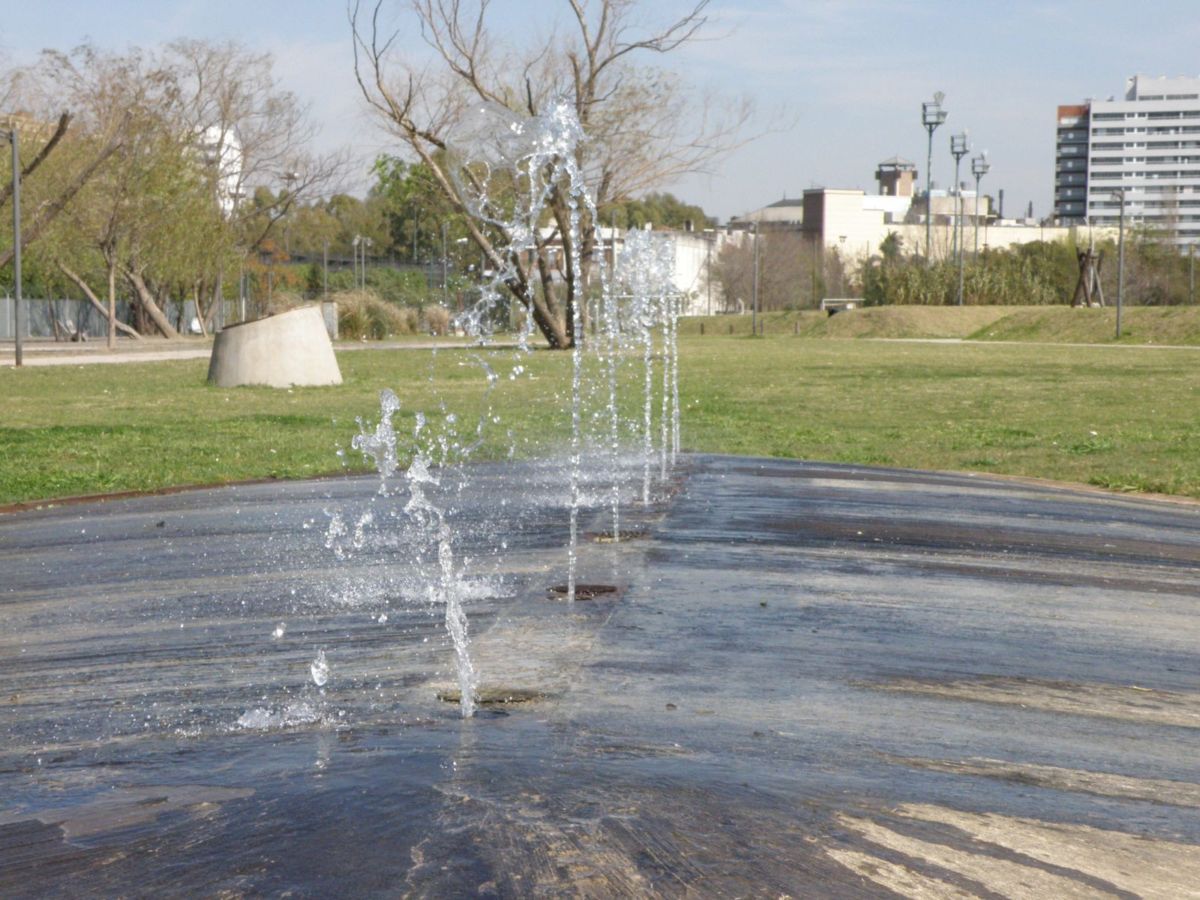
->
[[619, 228, 679, 503], [346, 389, 482, 717], [310, 649, 330, 688], [446, 98, 602, 601]]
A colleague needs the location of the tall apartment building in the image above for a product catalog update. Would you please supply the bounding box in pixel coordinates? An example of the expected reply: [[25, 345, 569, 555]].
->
[[1055, 75, 1200, 245]]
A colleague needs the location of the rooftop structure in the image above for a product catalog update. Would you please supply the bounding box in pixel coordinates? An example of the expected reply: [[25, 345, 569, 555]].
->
[[875, 156, 917, 197]]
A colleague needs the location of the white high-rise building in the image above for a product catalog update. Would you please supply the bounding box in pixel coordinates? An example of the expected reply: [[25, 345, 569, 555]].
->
[[1055, 75, 1200, 246]]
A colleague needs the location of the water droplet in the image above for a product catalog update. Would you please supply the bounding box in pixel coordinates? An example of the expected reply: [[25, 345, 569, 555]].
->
[[310, 649, 330, 687]]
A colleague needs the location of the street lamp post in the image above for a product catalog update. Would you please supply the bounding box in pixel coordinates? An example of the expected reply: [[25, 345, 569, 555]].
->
[[441, 223, 449, 305], [751, 221, 760, 336], [1190, 244, 1195, 305], [282, 170, 299, 255], [922, 92, 948, 263], [351, 235, 361, 288], [950, 132, 970, 305], [1113, 188, 1126, 339], [706, 232, 712, 317], [4, 128, 22, 366], [971, 152, 990, 257]]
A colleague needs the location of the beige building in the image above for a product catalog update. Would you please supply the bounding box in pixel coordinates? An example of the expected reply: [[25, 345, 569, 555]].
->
[[734, 157, 1105, 264]]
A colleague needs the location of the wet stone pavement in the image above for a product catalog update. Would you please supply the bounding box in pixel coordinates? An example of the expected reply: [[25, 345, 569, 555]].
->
[[1, 455, 1198, 897]]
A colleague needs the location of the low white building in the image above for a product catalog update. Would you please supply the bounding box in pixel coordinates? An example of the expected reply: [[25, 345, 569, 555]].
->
[[734, 157, 1108, 264]]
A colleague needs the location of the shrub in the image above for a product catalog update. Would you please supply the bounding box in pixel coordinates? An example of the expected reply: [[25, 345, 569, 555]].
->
[[423, 305, 451, 335], [333, 289, 418, 339], [265, 290, 306, 315]]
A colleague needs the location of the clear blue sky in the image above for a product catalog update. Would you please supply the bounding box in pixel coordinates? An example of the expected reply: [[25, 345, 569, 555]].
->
[[4, 0, 1199, 221]]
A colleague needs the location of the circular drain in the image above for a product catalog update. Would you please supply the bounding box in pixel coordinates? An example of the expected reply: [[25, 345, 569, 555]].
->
[[588, 530, 649, 543], [437, 687, 545, 705], [546, 583, 619, 600]]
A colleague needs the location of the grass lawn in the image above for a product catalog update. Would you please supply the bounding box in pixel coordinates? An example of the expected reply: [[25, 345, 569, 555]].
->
[[683, 337, 1200, 497], [684, 305, 1200, 344], [1, 335, 1198, 504]]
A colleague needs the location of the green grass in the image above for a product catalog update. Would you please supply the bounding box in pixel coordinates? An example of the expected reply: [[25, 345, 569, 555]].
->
[[683, 305, 1200, 344], [681, 338, 1200, 497], [2, 335, 1198, 504]]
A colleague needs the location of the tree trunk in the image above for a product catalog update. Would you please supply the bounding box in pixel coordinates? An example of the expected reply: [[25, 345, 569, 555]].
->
[[123, 268, 180, 338], [204, 271, 224, 333], [107, 260, 117, 348], [193, 281, 208, 337], [529, 296, 568, 348], [56, 261, 141, 342]]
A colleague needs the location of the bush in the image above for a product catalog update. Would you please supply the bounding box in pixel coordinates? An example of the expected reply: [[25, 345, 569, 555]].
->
[[423, 305, 451, 335], [334, 289, 418, 340], [265, 290, 306, 315]]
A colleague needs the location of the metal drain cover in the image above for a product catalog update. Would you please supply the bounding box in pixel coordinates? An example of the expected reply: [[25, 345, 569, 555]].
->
[[546, 583, 619, 600]]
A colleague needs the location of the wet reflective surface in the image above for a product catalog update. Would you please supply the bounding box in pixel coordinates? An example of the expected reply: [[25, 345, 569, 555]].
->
[[2, 456, 1199, 897]]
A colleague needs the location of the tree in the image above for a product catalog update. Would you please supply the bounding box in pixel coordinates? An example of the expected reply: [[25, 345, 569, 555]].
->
[[0, 68, 126, 276], [352, 0, 748, 348], [712, 230, 824, 312], [373, 156, 461, 260], [14, 41, 340, 342], [602, 192, 709, 231]]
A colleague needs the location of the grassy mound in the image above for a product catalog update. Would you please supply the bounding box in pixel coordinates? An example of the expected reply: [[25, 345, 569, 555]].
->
[[969, 306, 1200, 345], [682, 305, 1200, 345]]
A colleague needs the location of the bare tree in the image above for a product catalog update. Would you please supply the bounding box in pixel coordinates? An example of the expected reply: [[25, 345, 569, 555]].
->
[[352, 0, 749, 348], [164, 40, 345, 257], [713, 230, 825, 312]]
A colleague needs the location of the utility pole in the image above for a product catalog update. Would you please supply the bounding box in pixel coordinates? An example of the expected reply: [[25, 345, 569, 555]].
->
[[441, 222, 449, 305], [323, 240, 328, 299], [611, 210, 618, 281], [706, 232, 712, 316], [922, 92, 948, 264], [6, 128, 22, 366], [751, 222, 760, 336], [1114, 188, 1126, 339]]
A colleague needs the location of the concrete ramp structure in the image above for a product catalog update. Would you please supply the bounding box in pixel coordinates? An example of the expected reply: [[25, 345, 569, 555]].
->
[[207, 305, 342, 388]]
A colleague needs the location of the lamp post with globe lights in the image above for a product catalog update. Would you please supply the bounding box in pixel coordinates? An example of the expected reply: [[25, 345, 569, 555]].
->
[[971, 152, 990, 257], [921, 92, 948, 263]]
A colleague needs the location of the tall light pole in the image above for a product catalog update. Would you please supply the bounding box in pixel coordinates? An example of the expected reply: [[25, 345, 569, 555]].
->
[[706, 232, 713, 316], [1113, 188, 1126, 339], [950, 132, 969, 304], [351, 235, 361, 289], [361, 237, 373, 291], [282, 170, 299, 255], [751, 221, 760, 335], [922, 92, 948, 263], [4, 128, 22, 366], [971, 152, 990, 257], [949, 131, 969, 255], [441, 222, 449, 305]]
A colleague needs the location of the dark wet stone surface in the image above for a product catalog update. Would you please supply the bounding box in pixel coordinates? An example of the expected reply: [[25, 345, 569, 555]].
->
[[1, 455, 1198, 897]]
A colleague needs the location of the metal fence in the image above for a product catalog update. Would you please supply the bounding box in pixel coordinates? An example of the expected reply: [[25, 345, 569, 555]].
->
[[0, 296, 224, 340]]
